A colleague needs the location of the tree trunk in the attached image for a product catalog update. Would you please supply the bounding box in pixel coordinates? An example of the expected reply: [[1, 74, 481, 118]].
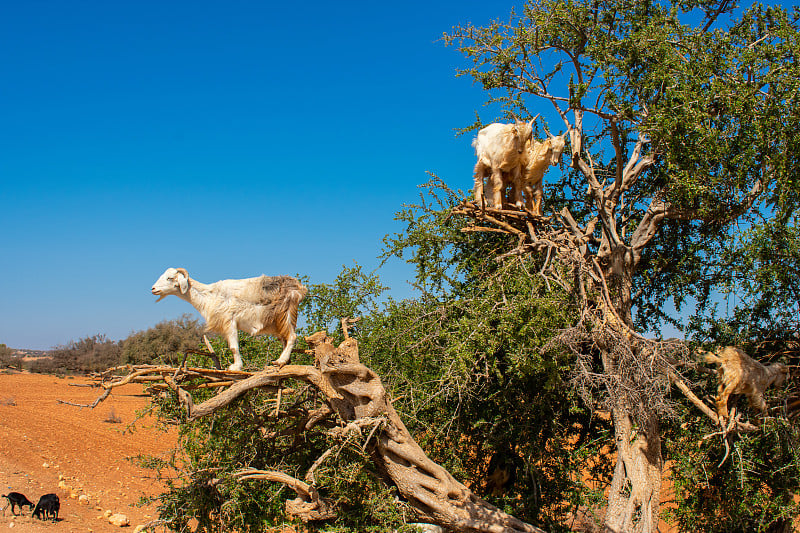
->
[[604, 407, 662, 533], [599, 318, 663, 533], [596, 242, 664, 533]]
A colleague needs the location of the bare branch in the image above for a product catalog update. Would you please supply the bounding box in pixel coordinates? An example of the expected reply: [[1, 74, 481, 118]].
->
[[234, 468, 336, 522]]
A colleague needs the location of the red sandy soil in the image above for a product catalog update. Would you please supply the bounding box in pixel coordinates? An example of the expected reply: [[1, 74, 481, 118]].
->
[[0, 371, 177, 532]]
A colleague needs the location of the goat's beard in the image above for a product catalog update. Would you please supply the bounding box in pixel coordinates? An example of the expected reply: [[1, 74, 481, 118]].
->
[[154, 295, 166, 303]]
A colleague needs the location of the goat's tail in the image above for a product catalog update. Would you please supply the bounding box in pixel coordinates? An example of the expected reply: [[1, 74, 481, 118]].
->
[[279, 283, 307, 338]]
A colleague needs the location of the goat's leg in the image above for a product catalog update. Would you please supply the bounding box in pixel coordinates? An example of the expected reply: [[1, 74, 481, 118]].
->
[[490, 168, 505, 208], [510, 169, 525, 208], [226, 328, 244, 372], [716, 384, 734, 422], [519, 175, 535, 211], [532, 185, 544, 216], [473, 162, 488, 209], [272, 332, 297, 367]]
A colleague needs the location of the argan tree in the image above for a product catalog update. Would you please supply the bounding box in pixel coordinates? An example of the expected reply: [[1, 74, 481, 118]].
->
[[442, 0, 800, 531]]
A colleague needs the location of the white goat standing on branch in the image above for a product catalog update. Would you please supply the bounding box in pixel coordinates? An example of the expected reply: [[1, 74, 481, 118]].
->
[[472, 118, 535, 208], [151, 267, 307, 371]]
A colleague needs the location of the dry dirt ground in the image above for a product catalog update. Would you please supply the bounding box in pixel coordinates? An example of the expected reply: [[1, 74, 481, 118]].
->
[[0, 371, 177, 533]]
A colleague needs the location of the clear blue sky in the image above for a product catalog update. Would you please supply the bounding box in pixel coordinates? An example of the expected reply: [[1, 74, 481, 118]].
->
[[1, 0, 518, 349], [2, 1, 789, 350]]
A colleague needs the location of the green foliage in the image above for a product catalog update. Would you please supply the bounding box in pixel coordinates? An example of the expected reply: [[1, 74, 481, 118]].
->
[[303, 434, 415, 533], [302, 263, 388, 345], [664, 402, 800, 532], [145, 384, 299, 532], [370, 180, 606, 530], [690, 216, 800, 344]]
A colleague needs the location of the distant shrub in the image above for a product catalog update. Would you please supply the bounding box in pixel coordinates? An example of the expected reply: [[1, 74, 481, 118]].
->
[[29, 334, 122, 375], [121, 314, 203, 365], [0, 343, 13, 367], [25, 315, 204, 375]]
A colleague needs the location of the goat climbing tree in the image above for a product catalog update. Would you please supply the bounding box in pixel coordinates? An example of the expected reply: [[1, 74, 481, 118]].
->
[[78, 324, 544, 533]]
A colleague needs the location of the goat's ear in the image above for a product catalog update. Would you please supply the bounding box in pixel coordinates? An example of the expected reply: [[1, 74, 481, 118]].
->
[[177, 271, 189, 294]]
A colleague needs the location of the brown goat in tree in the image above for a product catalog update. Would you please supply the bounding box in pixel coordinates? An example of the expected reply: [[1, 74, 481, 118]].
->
[[701, 346, 789, 422], [512, 132, 567, 215], [484, 449, 519, 497]]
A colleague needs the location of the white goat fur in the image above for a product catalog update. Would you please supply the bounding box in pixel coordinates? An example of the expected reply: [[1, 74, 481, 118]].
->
[[151, 267, 307, 371], [472, 120, 534, 208], [512, 135, 567, 215]]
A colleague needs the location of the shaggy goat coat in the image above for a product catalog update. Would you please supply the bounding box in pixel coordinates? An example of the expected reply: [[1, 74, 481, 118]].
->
[[514, 135, 567, 215], [152, 268, 307, 371], [703, 346, 789, 421], [472, 120, 534, 208]]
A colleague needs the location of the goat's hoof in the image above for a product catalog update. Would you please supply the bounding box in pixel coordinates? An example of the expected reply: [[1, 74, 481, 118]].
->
[[227, 364, 243, 372], [272, 359, 289, 368]]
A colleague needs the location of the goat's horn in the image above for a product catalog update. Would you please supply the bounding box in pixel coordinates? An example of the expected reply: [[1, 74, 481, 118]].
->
[[176, 267, 189, 278], [529, 113, 540, 126]]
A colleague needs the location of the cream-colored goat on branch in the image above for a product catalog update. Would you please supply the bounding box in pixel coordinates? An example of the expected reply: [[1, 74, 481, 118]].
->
[[151, 267, 307, 371], [472, 117, 566, 214], [472, 119, 535, 208], [513, 133, 567, 215]]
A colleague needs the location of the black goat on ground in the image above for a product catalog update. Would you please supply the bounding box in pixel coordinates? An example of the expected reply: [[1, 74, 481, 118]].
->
[[2, 492, 34, 515], [32, 493, 59, 521]]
